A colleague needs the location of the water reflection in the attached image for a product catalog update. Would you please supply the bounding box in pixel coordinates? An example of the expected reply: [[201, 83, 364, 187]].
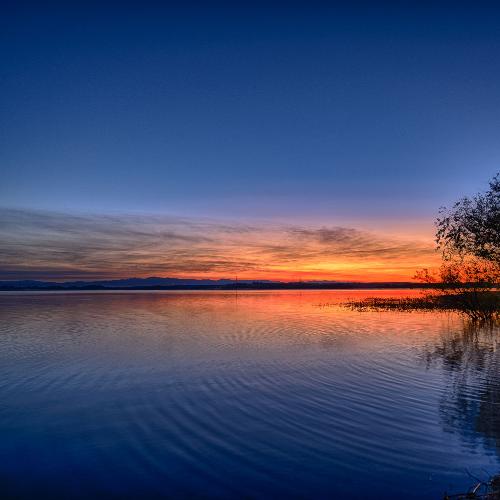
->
[[425, 319, 500, 459], [0, 291, 498, 498]]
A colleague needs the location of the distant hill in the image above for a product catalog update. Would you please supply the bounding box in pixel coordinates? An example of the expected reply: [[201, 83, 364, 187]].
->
[[0, 277, 423, 291], [0, 277, 260, 289]]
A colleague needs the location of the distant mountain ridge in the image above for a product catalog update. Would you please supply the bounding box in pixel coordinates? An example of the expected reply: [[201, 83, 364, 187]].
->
[[0, 277, 267, 288], [0, 277, 422, 291]]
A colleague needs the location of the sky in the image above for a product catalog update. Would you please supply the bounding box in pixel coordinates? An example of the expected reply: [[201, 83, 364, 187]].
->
[[1, 2, 499, 281]]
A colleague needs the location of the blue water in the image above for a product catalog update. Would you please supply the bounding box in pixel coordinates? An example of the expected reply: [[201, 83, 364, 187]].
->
[[0, 291, 498, 498]]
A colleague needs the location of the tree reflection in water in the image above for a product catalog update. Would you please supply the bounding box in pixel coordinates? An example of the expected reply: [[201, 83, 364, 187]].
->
[[425, 319, 500, 456]]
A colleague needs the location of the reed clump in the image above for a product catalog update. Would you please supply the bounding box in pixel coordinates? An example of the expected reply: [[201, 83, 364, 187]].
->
[[345, 291, 499, 321]]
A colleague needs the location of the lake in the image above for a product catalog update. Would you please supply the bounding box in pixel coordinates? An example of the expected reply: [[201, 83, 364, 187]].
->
[[1, 290, 499, 498]]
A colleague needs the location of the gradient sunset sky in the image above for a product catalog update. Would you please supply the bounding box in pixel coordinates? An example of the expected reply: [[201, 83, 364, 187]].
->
[[1, 3, 499, 281]]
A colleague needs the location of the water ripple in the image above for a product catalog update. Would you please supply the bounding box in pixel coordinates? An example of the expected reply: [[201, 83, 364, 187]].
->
[[0, 291, 498, 498]]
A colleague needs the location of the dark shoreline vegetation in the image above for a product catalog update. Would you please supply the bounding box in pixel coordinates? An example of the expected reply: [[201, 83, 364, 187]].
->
[[345, 291, 499, 322]]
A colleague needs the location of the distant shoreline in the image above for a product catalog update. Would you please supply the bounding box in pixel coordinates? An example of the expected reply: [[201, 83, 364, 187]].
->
[[0, 282, 431, 292]]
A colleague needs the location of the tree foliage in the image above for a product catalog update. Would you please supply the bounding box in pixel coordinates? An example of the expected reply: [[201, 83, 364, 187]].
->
[[436, 173, 500, 264], [414, 173, 499, 319]]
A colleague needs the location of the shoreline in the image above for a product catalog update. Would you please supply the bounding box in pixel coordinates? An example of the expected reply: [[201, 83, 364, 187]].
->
[[0, 282, 432, 292]]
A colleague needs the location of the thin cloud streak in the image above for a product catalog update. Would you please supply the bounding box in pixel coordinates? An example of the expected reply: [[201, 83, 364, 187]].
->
[[0, 208, 439, 281]]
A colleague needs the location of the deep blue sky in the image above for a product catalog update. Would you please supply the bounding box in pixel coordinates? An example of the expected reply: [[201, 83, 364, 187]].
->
[[2, 2, 500, 223]]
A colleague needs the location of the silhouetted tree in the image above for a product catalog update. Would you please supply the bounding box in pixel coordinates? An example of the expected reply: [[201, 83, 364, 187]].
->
[[415, 173, 499, 319], [436, 173, 499, 264]]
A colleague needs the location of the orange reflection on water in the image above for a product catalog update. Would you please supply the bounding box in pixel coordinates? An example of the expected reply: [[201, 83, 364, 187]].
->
[[8, 289, 457, 352]]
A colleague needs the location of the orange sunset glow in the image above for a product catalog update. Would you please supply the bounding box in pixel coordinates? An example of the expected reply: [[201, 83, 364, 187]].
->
[[0, 209, 440, 282]]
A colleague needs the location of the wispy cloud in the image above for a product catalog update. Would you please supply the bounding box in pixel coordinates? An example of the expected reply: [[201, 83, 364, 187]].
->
[[287, 227, 433, 260], [0, 208, 439, 281]]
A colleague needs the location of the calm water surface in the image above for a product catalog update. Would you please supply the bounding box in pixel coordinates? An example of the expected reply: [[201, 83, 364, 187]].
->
[[1, 290, 499, 498]]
